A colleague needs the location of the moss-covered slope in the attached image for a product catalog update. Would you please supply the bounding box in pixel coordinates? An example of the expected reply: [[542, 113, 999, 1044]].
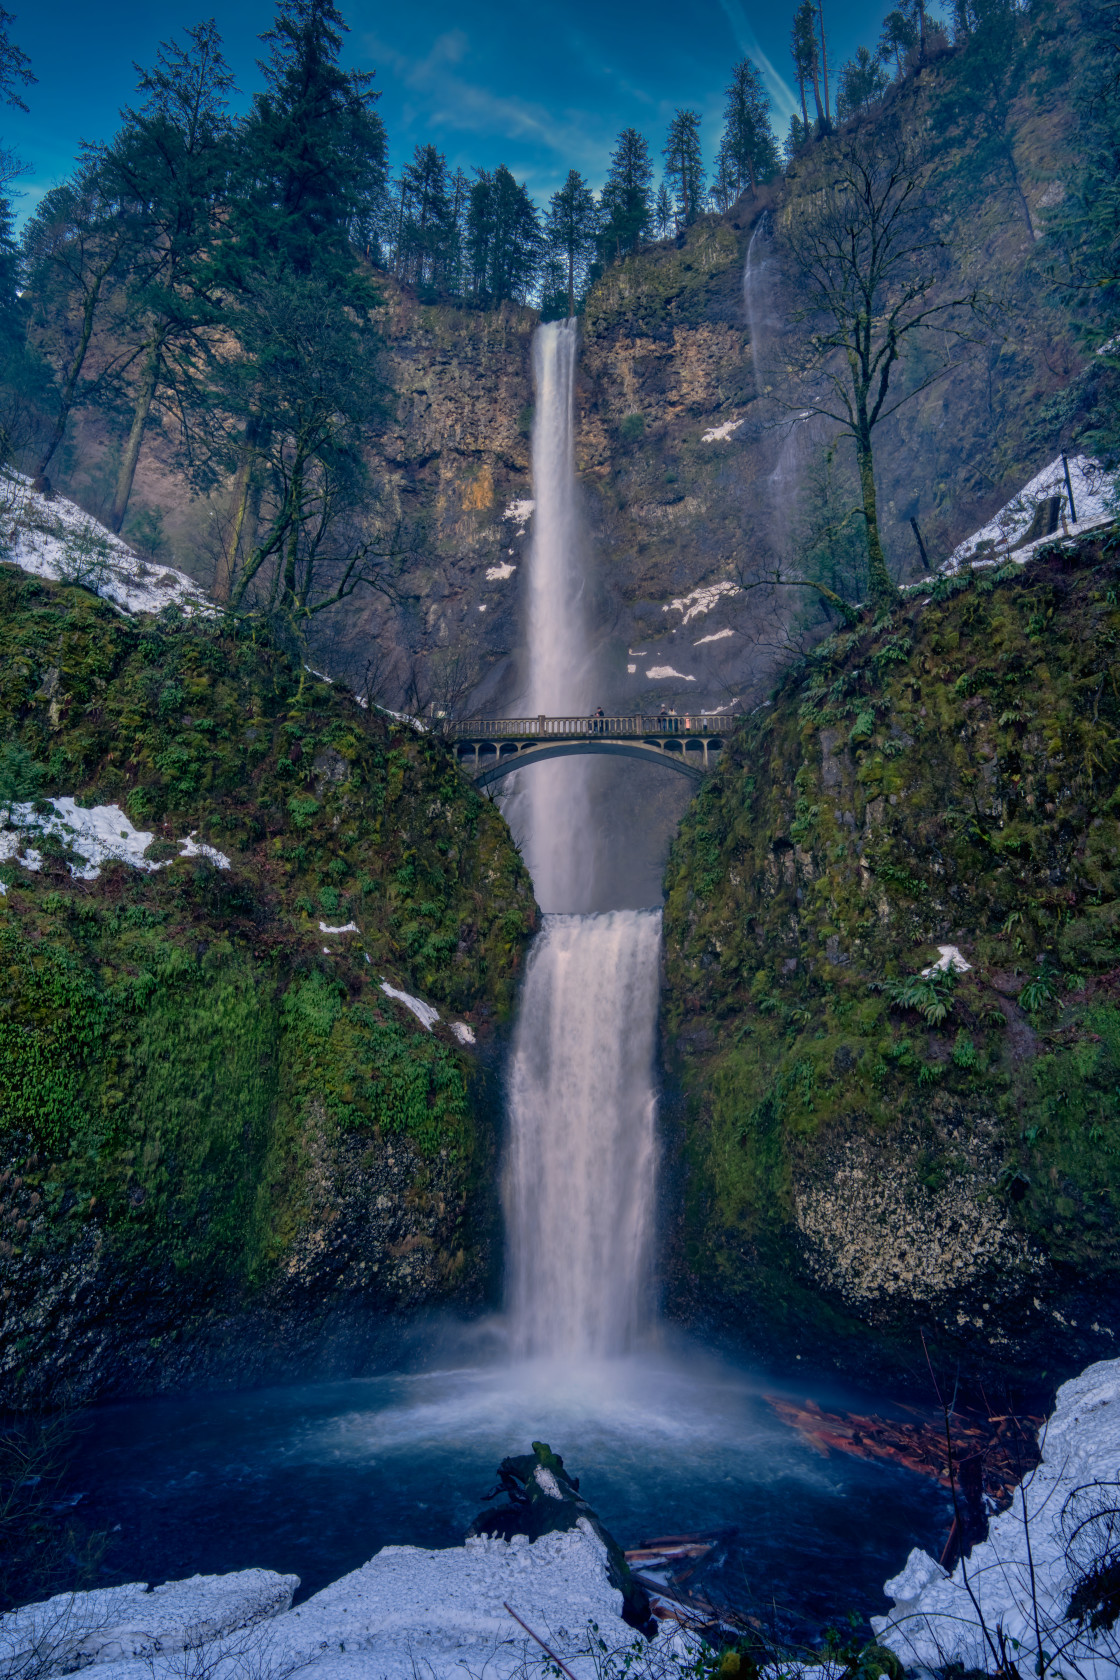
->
[[0, 568, 536, 1404], [663, 537, 1120, 1385]]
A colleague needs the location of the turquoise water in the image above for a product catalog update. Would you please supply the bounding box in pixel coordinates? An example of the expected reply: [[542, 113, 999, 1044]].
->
[[77, 1338, 949, 1643]]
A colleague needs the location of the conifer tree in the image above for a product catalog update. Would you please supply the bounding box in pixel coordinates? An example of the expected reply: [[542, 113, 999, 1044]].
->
[[663, 110, 704, 230], [545, 169, 598, 318], [397, 144, 454, 289], [598, 128, 653, 262], [878, 6, 919, 77], [837, 45, 889, 118], [791, 0, 824, 127], [228, 0, 387, 281], [100, 21, 234, 532], [719, 59, 778, 197], [467, 165, 541, 306], [653, 181, 674, 238]]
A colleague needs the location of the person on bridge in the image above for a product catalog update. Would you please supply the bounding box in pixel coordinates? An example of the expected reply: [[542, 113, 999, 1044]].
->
[[593, 707, 605, 734]]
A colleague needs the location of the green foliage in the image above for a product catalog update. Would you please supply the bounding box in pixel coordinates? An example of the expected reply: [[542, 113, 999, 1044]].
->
[[0, 741, 40, 817], [875, 967, 956, 1026]]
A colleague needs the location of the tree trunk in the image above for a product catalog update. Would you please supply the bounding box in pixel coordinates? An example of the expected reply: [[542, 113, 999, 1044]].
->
[[109, 342, 160, 534], [35, 283, 102, 479], [798, 74, 809, 131], [809, 68, 824, 124], [568, 248, 575, 320], [855, 431, 899, 609], [214, 414, 262, 603], [818, 0, 831, 120]]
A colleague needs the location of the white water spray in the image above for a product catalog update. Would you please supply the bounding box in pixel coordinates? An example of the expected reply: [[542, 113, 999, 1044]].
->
[[503, 320, 661, 1361], [742, 214, 780, 399]]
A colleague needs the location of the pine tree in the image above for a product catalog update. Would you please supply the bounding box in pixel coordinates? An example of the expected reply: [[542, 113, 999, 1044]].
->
[[837, 45, 889, 118], [467, 165, 541, 306], [719, 59, 778, 197], [545, 169, 598, 318], [653, 181, 674, 238], [100, 21, 234, 532], [598, 128, 653, 262], [791, 0, 824, 127], [230, 0, 387, 280], [663, 110, 704, 229], [878, 6, 919, 76], [0, 6, 34, 113], [397, 144, 454, 290]]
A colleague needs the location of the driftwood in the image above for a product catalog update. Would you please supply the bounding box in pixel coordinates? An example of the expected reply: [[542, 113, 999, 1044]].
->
[[765, 1395, 1042, 1567]]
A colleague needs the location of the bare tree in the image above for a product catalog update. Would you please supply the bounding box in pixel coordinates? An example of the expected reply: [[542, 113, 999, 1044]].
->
[[780, 120, 975, 611]]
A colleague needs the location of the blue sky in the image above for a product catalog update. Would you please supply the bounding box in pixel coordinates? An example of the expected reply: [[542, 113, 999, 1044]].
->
[[6, 0, 922, 221]]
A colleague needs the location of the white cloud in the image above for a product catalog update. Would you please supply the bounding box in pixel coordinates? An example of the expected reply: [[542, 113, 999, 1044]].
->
[[712, 0, 800, 125]]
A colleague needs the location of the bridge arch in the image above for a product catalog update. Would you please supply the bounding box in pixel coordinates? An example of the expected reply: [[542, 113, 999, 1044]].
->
[[462, 738, 715, 787]]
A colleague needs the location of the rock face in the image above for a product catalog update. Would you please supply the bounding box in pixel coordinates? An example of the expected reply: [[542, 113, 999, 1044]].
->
[[0, 568, 536, 1405], [662, 537, 1120, 1383]]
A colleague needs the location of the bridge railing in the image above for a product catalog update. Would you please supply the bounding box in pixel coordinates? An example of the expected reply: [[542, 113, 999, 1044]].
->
[[453, 713, 735, 738]]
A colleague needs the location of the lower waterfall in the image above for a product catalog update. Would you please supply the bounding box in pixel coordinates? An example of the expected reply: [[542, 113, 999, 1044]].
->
[[505, 909, 662, 1361]]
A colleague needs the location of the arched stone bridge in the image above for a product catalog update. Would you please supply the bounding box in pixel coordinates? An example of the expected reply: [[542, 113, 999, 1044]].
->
[[450, 714, 735, 787]]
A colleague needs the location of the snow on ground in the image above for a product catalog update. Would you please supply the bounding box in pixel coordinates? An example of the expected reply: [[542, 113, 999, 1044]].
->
[[320, 921, 359, 935], [701, 419, 743, 443], [1, 477, 212, 617], [662, 582, 740, 625], [486, 561, 517, 580], [946, 454, 1115, 572], [0, 1569, 297, 1677], [504, 500, 535, 533], [450, 1021, 476, 1045], [645, 666, 696, 682], [3, 1525, 637, 1680], [873, 1357, 1120, 1677], [921, 944, 972, 977], [694, 627, 734, 646], [379, 979, 440, 1031], [0, 799, 230, 881]]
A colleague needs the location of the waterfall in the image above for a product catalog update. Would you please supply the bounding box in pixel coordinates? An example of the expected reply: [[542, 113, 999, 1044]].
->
[[505, 911, 661, 1360], [742, 213, 779, 399], [502, 319, 661, 1362]]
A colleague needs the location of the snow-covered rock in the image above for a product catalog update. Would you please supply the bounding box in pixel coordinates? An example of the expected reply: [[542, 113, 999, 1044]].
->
[[5, 1525, 638, 1680], [946, 453, 1115, 573], [873, 1357, 1120, 1677], [1, 477, 211, 617]]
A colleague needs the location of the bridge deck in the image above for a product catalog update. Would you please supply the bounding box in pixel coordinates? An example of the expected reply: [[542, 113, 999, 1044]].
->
[[450, 713, 736, 740]]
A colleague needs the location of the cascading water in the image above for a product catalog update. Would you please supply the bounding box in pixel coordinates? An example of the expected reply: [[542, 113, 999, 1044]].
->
[[742, 213, 780, 399], [503, 319, 661, 1361]]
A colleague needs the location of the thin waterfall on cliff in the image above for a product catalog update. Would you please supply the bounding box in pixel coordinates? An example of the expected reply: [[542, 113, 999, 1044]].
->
[[742, 213, 779, 399], [503, 319, 662, 1362]]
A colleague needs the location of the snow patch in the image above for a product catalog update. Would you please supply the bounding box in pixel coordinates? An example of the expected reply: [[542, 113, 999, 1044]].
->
[[379, 980, 440, 1031], [1, 800, 230, 881], [35, 1525, 638, 1680], [627, 663, 637, 673], [320, 921, 359, 935], [2, 476, 212, 618], [663, 581, 740, 625], [504, 499, 535, 532], [874, 1357, 1120, 1676], [701, 419, 743, 443], [921, 944, 971, 976], [450, 1021, 476, 1045], [645, 666, 696, 682], [694, 627, 734, 645], [946, 454, 1115, 572], [485, 561, 517, 580]]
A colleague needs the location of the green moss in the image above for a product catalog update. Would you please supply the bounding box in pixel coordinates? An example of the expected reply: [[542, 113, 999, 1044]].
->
[[0, 568, 536, 1314], [663, 536, 1120, 1350]]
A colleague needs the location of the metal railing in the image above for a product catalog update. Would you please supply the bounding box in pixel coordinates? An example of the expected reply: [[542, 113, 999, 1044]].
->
[[452, 713, 735, 739]]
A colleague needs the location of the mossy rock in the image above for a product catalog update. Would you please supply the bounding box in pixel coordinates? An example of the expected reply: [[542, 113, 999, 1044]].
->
[[662, 536, 1120, 1387], [0, 568, 537, 1404]]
